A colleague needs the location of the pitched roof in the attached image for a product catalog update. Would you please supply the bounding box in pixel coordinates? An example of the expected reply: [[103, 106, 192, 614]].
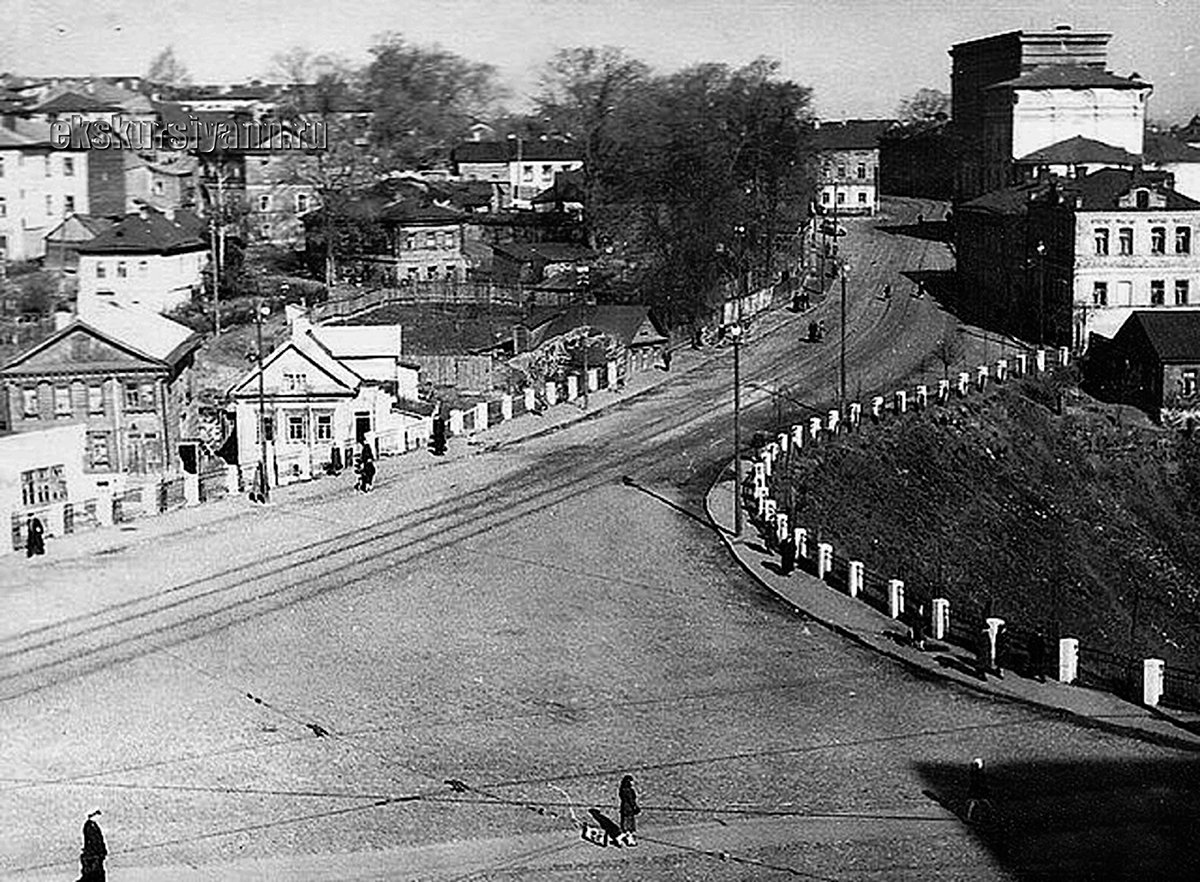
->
[[379, 200, 464, 224], [1142, 131, 1200, 164], [1066, 167, 1200, 211], [451, 138, 583, 164], [492, 242, 596, 263], [76, 209, 207, 254], [531, 168, 585, 205], [812, 119, 894, 152], [228, 331, 362, 398], [525, 304, 666, 349], [959, 179, 1047, 215], [987, 65, 1148, 91], [1123, 311, 1200, 362], [33, 90, 122, 114], [1015, 135, 1140, 165]]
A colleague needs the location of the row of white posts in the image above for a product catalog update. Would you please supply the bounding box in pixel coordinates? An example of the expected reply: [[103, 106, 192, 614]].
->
[[748, 344, 1171, 708], [443, 362, 619, 437]]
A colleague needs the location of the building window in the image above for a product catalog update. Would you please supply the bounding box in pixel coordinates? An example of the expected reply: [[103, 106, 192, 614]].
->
[[283, 372, 306, 391], [259, 415, 274, 443], [445, 266, 458, 281], [821, 191, 830, 204], [1094, 228, 1109, 256], [45, 195, 53, 216], [404, 234, 415, 250], [1176, 279, 1190, 306], [88, 432, 110, 468], [63, 157, 74, 176], [260, 224, 271, 237], [88, 385, 103, 414], [837, 164, 846, 177], [21, 465, 66, 507], [1184, 370, 1198, 398], [315, 412, 333, 441], [542, 164, 553, 179], [427, 265, 438, 279], [856, 164, 865, 179], [44, 156, 51, 177], [836, 192, 845, 205], [64, 195, 75, 214], [54, 386, 71, 416], [1151, 227, 1166, 255], [1151, 279, 1165, 305], [1092, 282, 1108, 306], [522, 165, 533, 182], [0, 197, 6, 217], [286, 413, 306, 442], [138, 260, 148, 275], [117, 261, 127, 278], [124, 383, 142, 409], [857, 192, 867, 204], [153, 180, 164, 195], [0, 156, 4, 177], [296, 193, 309, 213], [96, 262, 106, 278], [22, 388, 38, 418], [259, 194, 270, 211], [1136, 190, 1150, 209], [1118, 227, 1132, 255], [1177, 227, 1192, 254]]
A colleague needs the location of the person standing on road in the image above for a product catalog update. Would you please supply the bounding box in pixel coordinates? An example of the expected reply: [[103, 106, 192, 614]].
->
[[1028, 630, 1047, 682], [619, 775, 640, 834], [662, 348, 673, 371], [965, 758, 992, 823], [79, 810, 106, 881], [976, 621, 992, 680], [357, 440, 376, 492], [25, 515, 45, 557], [779, 529, 796, 576]]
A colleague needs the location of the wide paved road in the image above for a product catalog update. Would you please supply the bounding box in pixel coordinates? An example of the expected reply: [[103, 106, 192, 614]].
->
[[3, 199, 1197, 881]]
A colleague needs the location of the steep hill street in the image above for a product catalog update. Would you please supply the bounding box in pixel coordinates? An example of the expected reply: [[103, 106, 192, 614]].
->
[[3, 198, 1197, 881]]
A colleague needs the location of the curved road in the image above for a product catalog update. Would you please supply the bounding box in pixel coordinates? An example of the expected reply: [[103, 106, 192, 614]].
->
[[2, 198, 1197, 881]]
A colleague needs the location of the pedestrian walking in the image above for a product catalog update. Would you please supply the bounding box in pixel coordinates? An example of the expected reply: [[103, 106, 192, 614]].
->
[[779, 531, 796, 576], [25, 515, 45, 557], [618, 775, 640, 834], [994, 621, 1008, 679], [662, 348, 673, 371], [976, 622, 992, 680], [79, 810, 106, 881], [1028, 630, 1047, 682], [965, 758, 993, 824], [356, 440, 376, 492], [883, 283, 892, 300], [909, 603, 927, 651]]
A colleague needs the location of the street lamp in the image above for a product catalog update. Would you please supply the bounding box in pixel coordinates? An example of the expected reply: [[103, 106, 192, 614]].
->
[[840, 262, 848, 411], [254, 297, 271, 503], [1036, 240, 1047, 345], [730, 321, 744, 536]]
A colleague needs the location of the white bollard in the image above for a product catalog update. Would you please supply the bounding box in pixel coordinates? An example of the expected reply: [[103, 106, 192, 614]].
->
[[916, 385, 928, 409], [567, 375, 579, 401], [1143, 658, 1165, 707], [827, 408, 840, 434], [848, 560, 864, 598], [764, 498, 777, 521], [449, 409, 464, 435], [976, 365, 988, 391], [895, 390, 908, 414], [763, 451, 773, 478], [524, 387, 536, 412], [888, 579, 905, 619], [986, 617, 1005, 671], [587, 367, 600, 392], [849, 402, 862, 428], [1035, 349, 1047, 373], [957, 371, 970, 397], [795, 527, 808, 559], [501, 394, 513, 421], [1015, 353, 1028, 377], [817, 542, 833, 580], [754, 461, 766, 483], [607, 361, 618, 388], [932, 598, 950, 640], [1059, 637, 1079, 684], [757, 495, 768, 518], [777, 432, 789, 455], [937, 378, 950, 403], [1058, 346, 1070, 367], [871, 396, 884, 420], [545, 380, 558, 406], [184, 472, 200, 506], [809, 416, 822, 442], [776, 512, 789, 544], [475, 401, 489, 432], [996, 359, 1008, 382], [792, 424, 805, 449]]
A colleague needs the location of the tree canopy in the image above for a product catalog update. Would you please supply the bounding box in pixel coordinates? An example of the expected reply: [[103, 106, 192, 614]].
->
[[896, 87, 950, 124], [146, 46, 192, 86]]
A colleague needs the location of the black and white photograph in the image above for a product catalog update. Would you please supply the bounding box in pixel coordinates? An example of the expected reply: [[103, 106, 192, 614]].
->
[[2, 1, 1200, 878]]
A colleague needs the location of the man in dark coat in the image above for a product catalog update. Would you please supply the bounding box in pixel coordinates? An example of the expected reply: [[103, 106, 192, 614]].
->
[[965, 758, 992, 823], [26, 516, 45, 557], [779, 531, 796, 576], [1028, 630, 1047, 682], [619, 775, 640, 834], [79, 810, 106, 881]]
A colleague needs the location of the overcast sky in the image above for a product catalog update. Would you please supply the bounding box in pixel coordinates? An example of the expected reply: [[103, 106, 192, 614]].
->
[[3, 0, 1198, 123]]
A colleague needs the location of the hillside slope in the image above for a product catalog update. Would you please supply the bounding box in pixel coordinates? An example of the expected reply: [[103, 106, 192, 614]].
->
[[789, 374, 1200, 669]]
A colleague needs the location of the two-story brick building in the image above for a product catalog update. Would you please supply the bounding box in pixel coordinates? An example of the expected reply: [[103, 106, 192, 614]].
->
[[451, 138, 584, 209], [812, 120, 893, 216], [0, 298, 201, 491]]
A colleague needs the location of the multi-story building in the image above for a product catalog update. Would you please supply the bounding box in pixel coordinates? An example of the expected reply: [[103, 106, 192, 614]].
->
[[0, 120, 90, 262], [812, 120, 892, 216], [75, 207, 208, 315], [385, 201, 469, 284], [0, 298, 201, 488], [451, 138, 584, 209]]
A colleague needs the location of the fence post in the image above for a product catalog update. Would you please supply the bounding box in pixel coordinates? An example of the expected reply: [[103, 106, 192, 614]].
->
[[1035, 349, 1047, 373], [932, 598, 950, 640], [607, 361, 618, 388], [809, 416, 822, 443], [957, 371, 970, 397], [791, 423, 805, 449], [996, 359, 1008, 382], [826, 408, 840, 434], [1058, 637, 1079, 684], [848, 402, 862, 429], [1015, 352, 1028, 377], [888, 579, 905, 619], [587, 367, 600, 392], [795, 527, 808, 559], [847, 560, 863, 598], [976, 365, 988, 391], [97, 489, 114, 527], [449, 409, 464, 435], [816, 542, 833, 580], [915, 385, 928, 409], [545, 381, 558, 406], [1142, 658, 1165, 707], [566, 375, 579, 401], [500, 394, 513, 421], [895, 390, 907, 414]]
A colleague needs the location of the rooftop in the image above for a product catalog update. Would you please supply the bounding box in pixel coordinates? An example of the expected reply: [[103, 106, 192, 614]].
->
[[987, 64, 1149, 91], [75, 208, 207, 254], [812, 119, 894, 152], [1015, 135, 1141, 166], [1124, 310, 1200, 362], [451, 138, 583, 165]]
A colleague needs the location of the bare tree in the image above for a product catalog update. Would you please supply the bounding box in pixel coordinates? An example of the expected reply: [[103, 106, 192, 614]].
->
[[146, 46, 192, 87], [896, 88, 949, 124], [930, 333, 965, 381]]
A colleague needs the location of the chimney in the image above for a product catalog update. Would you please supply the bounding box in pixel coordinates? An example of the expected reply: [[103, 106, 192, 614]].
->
[[53, 309, 74, 331], [285, 302, 311, 339]]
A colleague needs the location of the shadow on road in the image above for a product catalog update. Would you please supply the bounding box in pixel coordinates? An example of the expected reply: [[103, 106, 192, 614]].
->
[[913, 757, 1200, 881], [875, 219, 954, 244]]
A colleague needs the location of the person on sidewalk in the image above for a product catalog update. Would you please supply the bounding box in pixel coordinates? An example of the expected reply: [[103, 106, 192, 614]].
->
[[356, 441, 376, 492], [1028, 630, 1047, 682], [965, 758, 992, 824], [25, 515, 45, 557], [976, 622, 992, 680], [662, 348, 673, 371], [619, 775, 640, 834], [909, 603, 927, 651], [78, 810, 106, 881], [779, 530, 796, 576], [993, 621, 1008, 679]]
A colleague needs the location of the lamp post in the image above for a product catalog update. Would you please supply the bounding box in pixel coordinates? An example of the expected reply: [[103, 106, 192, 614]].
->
[[730, 321, 744, 536], [840, 262, 848, 411], [1036, 240, 1047, 344], [255, 296, 270, 503]]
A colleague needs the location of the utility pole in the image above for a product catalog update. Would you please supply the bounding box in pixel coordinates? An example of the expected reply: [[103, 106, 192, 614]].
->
[[732, 322, 743, 537], [840, 266, 847, 411], [255, 296, 270, 503]]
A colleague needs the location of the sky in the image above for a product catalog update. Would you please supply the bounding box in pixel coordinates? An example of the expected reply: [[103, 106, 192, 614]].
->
[[2, 0, 1199, 123]]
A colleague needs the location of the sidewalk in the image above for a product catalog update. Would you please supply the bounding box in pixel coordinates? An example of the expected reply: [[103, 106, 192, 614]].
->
[[704, 472, 1200, 752]]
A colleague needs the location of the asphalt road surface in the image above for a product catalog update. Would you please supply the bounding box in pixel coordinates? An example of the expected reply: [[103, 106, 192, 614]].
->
[[3, 198, 1198, 881]]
